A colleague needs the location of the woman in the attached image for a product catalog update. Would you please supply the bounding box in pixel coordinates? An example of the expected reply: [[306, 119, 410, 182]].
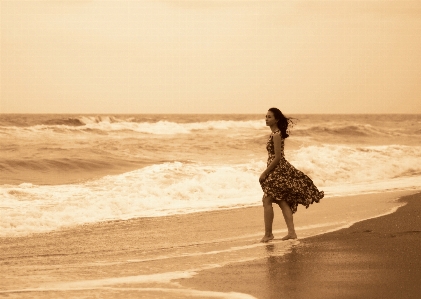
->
[[259, 108, 324, 242]]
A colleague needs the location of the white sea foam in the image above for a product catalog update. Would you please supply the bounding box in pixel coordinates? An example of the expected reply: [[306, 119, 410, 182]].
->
[[1, 152, 420, 237], [1, 273, 258, 299], [288, 144, 421, 189], [0, 162, 263, 236]]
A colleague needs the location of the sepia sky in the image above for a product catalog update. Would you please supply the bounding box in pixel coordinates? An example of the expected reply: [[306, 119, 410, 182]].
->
[[1, 0, 420, 114]]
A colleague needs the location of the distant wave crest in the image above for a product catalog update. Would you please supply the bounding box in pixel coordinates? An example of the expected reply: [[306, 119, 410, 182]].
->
[[44, 118, 85, 126], [2, 116, 419, 138], [294, 124, 406, 137], [2, 117, 266, 135]]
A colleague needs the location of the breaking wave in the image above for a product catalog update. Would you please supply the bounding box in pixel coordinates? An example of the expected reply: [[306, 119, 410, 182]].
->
[[2, 143, 421, 237]]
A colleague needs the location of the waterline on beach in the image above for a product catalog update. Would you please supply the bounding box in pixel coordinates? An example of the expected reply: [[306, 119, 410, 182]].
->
[[1, 191, 418, 299]]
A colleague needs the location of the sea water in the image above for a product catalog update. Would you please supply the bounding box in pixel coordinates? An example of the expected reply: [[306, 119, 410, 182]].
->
[[1, 114, 421, 237]]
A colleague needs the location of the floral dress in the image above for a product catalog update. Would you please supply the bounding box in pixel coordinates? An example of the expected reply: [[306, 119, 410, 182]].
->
[[260, 130, 324, 214]]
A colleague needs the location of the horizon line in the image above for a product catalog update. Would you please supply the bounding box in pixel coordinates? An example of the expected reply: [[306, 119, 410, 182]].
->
[[1, 112, 420, 115]]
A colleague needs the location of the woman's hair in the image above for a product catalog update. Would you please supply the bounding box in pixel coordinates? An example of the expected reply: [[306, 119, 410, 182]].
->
[[268, 107, 293, 138]]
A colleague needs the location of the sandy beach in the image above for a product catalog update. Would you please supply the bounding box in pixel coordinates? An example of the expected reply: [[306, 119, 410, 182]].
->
[[181, 192, 421, 299], [1, 190, 420, 298]]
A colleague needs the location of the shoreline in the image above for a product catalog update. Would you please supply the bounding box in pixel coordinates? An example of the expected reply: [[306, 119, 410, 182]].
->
[[179, 192, 421, 299], [1, 190, 415, 238], [0, 190, 419, 298]]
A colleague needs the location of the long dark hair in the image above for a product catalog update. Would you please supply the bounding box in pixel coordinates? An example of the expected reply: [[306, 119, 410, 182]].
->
[[268, 107, 293, 139]]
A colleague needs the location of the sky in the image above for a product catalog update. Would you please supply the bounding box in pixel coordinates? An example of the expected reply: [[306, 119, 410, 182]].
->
[[1, 0, 420, 114]]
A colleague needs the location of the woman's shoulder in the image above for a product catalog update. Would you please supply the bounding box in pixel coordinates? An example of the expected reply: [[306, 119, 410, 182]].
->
[[271, 131, 284, 142]]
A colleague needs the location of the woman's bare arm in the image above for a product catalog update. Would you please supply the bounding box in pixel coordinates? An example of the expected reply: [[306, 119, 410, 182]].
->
[[259, 133, 283, 182]]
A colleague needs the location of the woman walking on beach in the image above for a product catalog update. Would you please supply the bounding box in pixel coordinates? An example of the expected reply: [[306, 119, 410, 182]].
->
[[259, 108, 324, 242]]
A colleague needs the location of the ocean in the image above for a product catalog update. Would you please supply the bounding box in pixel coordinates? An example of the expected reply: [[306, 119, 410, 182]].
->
[[1, 113, 421, 298], [1, 113, 420, 238]]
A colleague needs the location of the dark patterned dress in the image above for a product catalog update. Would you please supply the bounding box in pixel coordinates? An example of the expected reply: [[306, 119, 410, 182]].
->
[[260, 130, 324, 214]]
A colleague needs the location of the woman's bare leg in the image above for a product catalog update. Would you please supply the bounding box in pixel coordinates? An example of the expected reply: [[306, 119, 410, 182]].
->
[[261, 196, 274, 242], [278, 200, 297, 240]]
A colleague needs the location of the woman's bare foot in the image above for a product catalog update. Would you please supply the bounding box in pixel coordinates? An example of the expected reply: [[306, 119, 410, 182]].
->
[[260, 234, 274, 243], [281, 232, 297, 241]]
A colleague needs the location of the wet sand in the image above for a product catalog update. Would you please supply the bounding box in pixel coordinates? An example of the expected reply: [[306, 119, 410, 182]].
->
[[180, 192, 421, 299], [0, 191, 419, 298]]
